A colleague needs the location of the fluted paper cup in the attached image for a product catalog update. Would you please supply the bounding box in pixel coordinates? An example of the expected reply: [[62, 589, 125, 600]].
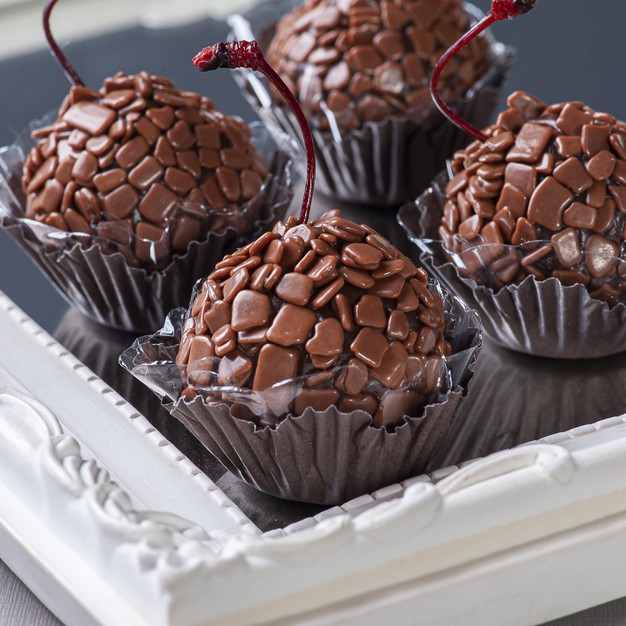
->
[[120, 288, 482, 505]]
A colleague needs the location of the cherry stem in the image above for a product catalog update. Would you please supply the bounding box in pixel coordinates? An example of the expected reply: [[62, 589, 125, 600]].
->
[[430, 0, 537, 143], [193, 41, 315, 225], [43, 0, 84, 87], [430, 14, 495, 143]]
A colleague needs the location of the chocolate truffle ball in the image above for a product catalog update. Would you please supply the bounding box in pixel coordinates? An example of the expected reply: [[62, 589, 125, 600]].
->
[[22, 71, 269, 269], [176, 211, 451, 428], [439, 91, 626, 304], [266, 0, 490, 131]]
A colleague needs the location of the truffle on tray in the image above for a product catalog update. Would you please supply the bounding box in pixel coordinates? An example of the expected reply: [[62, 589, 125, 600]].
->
[[399, 0, 626, 359], [22, 73, 271, 269], [0, 0, 292, 333], [178, 210, 452, 429], [265, 0, 490, 132], [438, 91, 626, 302], [230, 0, 514, 205]]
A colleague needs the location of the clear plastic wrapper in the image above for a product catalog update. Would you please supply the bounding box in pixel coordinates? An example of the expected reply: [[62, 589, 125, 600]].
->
[[229, 0, 514, 207], [120, 283, 482, 505], [399, 172, 626, 359], [0, 119, 294, 333]]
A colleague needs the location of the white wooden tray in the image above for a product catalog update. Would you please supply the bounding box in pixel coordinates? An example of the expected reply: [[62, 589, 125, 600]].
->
[[1, 288, 626, 625]]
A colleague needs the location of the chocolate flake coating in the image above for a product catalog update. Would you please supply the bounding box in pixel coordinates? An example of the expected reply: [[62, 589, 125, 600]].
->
[[22, 72, 269, 270], [439, 91, 626, 305], [177, 211, 451, 428], [266, 0, 490, 131]]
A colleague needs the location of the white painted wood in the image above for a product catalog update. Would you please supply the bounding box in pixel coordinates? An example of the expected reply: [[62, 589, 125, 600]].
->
[[1, 289, 626, 625], [270, 511, 626, 626], [0, 293, 255, 535]]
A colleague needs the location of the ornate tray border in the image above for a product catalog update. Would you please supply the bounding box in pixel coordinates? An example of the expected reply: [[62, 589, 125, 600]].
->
[[1, 289, 626, 625]]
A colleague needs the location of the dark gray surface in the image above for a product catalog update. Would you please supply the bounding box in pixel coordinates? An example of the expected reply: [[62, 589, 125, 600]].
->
[[1, 1, 626, 624]]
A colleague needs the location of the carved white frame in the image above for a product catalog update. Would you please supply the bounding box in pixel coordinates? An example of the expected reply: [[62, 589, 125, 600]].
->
[[1, 289, 626, 626]]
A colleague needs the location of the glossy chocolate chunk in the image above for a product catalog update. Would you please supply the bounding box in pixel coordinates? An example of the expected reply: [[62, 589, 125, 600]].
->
[[177, 212, 449, 427], [354, 294, 386, 328], [266, 0, 490, 131], [231, 290, 271, 331], [253, 344, 300, 390], [551, 228, 582, 268], [306, 318, 344, 356], [275, 272, 315, 306], [342, 242, 383, 269], [370, 341, 408, 388], [63, 101, 116, 135], [527, 177, 573, 231], [506, 123, 553, 164], [217, 350, 253, 387], [585, 235, 619, 278], [267, 303, 317, 346], [23, 71, 269, 270], [553, 157, 593, 194], [440, 92, 626, 304]]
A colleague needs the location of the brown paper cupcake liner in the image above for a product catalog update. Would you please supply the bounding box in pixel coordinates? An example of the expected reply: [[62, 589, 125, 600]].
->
[[0, 126, 293, 333], [229, 1, 514, 207], [169, 397, 466, 505], [398, 172, 626, 359], [120, 289, 482, 505]]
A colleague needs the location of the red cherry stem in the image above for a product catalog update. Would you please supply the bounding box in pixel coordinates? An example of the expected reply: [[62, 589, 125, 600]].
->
[[430, 0, 538, 143], [193, 41, 315, 225], [43, 0, 84, 87], [430, 14, 495, 143]]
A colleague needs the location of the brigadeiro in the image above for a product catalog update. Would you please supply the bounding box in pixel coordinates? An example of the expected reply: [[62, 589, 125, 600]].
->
[[400, 1, 626, 358], [0, 0, 292, 333], [121, 40, 481, 505], [229, 0, 513, 206], [179, 211, 454, 428]]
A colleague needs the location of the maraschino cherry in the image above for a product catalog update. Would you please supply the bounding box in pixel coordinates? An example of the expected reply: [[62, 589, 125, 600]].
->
[[431, 0, 539, 142], [193, 41, 315, 225]]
